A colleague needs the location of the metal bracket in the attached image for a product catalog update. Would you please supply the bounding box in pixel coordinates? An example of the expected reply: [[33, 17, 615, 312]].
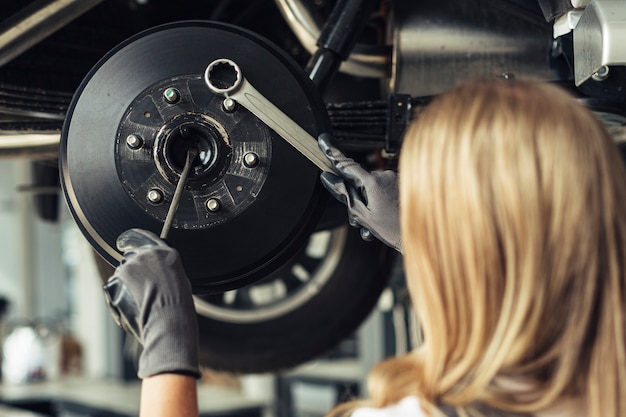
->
[[574, 0, 626, 86]]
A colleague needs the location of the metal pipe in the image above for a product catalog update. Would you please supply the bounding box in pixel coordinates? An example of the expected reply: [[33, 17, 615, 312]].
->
[[305, 0, 381, 91], [273, 0, 321, 52], [0, 0, 105, 67], [273, 0, 388, 78], [0, 133, 59, 159]]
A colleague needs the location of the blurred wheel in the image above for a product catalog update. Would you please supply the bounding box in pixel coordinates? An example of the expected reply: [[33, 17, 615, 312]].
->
[[194, 225, 392, 372]]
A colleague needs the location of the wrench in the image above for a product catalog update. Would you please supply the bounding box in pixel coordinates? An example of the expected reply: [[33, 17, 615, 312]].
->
[[203, 58, 336, 173]]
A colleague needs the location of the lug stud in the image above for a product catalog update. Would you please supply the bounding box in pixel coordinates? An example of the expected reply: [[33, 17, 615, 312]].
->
[[222, 97, 236, 112], [126, 134, 143, 149], [147, 189, 164, 204], [243, 152, 259, 168], [206, 198, 221, 212], [163, 87, 180, 104]]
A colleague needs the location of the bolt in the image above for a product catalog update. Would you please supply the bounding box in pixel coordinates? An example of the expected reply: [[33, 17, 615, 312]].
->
[[163, 87, 180, 104], [126, 134, 143, 149], [206, 198, 221, 212], [243, 152, 259, 168], [592, 65, 610, 82], [147, 189, 164, 204], [222, 97, 236, 112]]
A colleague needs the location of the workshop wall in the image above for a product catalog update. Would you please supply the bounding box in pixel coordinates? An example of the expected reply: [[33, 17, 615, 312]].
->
[[0, 160, 32, 319], [0, 160, 121, 380]]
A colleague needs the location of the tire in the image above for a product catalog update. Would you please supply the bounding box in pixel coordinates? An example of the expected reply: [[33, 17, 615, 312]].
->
[[193, 225, 392, 373]]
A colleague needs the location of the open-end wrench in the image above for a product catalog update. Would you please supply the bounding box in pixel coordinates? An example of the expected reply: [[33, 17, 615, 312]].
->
[[203, 58, 336, 173]]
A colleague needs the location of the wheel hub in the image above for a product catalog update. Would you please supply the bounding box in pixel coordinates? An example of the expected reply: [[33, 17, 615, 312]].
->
[[61, 21, 330, 292], [114, 74, 269, 228]]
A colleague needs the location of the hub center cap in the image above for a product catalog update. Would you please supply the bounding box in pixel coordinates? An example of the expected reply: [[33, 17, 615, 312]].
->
[[155, 113, 230, 186]]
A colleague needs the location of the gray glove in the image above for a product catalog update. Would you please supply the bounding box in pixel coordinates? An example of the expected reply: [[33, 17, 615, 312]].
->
[[103, 229, 200, 379], [318, 134, 401, 252]]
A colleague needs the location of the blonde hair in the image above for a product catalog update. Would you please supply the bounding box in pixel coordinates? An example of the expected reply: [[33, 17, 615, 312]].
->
[[336, 80, 626, 417]]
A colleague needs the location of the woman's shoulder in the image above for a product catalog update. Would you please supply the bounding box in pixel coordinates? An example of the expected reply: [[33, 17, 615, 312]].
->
[[351, 397, 427, 417], [350, 397, 534, 417]]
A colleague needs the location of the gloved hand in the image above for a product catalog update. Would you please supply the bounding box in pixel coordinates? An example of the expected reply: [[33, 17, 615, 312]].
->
[[318, 133, 401, 252], [103, 229, 200, 379]]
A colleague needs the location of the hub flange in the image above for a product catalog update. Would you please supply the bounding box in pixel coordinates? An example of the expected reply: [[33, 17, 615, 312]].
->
[[115, 75, 271, 229]]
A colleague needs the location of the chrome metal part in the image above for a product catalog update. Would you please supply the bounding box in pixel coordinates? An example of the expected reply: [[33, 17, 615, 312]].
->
[[0, 133, 59, 159], [163, 87, 180, 104], [243, 152, 259, 168], [553, 10, 583, 38], [147, 189, 163, 204], [273, 0, 387, 78], [592, 65, 610, 81], [204, 58, 335, 173], [573, 0, 626, 86], [205, 198, 221, 212], [160, 148, 198, 239], [273, 0, 320, 52], [126, 134, 143, 149], [391, 0, 556, 97], [0, 0, 104, 67], [222, 98, 236, 112]]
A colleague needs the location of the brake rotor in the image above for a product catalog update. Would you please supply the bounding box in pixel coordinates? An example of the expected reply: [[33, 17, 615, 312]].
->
[[60, 21, 330, 293]]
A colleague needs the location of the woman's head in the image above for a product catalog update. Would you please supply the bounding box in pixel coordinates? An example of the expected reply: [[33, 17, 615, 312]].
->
[[393, 80, 626, 415]]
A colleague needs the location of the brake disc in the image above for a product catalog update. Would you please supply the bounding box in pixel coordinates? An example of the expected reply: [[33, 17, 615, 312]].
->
[[60, 21, 330, 293]]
